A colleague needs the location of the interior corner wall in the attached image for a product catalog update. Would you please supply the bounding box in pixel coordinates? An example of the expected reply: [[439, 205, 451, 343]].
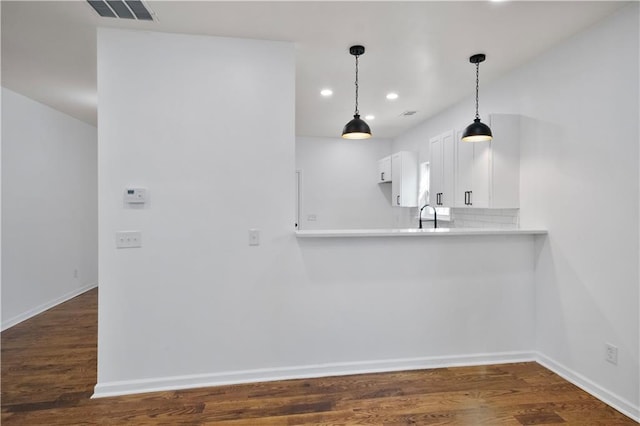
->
[[392, 4, 639, 417], [295, 136, 394, 230], [1, 87, 98, 330], [523, 5, 639, 417]]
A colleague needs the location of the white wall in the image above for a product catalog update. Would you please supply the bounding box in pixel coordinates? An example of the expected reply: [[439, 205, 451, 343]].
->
[[96, 28, 297, 389], [296, 136, 394, 230], [393, 4, 639, 417], [1, 87, 98, 329], [96, 28, 539, 398]]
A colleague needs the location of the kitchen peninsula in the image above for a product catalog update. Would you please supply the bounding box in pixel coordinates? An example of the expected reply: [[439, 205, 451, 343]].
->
[[296, 227, 547, 238]]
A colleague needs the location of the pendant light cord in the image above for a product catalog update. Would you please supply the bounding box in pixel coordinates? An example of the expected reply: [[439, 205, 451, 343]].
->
[[474, 62, 480, 120], [354, 54, 360, 115]]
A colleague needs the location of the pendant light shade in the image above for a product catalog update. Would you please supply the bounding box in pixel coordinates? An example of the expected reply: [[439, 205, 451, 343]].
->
[[462, 53, 492, 143], [342, 45, 371, 139], [342, 114, 371, 139], [462, 118, 493, 142]]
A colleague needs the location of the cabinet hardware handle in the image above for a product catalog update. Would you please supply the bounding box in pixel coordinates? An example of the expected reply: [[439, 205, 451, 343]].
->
[[469, 191, 472, 206], [465, 191, 469, 205], [397, 195, 400, 205], [381, 172, 384, 181]]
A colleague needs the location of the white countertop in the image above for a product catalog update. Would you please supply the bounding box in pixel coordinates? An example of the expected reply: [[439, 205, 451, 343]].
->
[[295, 228, 547, 238]]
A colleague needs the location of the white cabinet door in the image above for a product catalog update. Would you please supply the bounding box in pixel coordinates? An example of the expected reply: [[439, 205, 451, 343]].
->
[[472, 140, 491, 208], [429, 135, 443, 206], [454, 114, 520, 209], [378, 156, 391, 183], [391, 153, 402, 206], [429, 130, 454, 207], [456, 128, 490, 208], [442, 131, 455, 207], [391, 151, 418, 207], [455, 133, 473, 207]]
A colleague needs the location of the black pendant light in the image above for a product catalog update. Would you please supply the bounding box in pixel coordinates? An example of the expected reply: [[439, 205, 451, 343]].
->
[[462, 53, 493, 142], [342, 45, 372, 139]]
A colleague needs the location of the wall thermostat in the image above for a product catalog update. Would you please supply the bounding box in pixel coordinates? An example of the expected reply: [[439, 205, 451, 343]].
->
[[125, 188, 147, 204]]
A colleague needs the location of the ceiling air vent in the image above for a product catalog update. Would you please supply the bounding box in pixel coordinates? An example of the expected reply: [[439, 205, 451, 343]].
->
[[400, 111, 418, 117], [87, 0, 154, 21]]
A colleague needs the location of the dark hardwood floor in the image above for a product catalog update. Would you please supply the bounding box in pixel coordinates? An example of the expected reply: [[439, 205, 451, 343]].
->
[[2, 288, 635, 425]]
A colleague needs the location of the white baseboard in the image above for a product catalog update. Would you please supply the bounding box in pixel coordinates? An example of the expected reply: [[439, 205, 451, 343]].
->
[[92, 350, 535, 398], [92, 350, 640, 422], [1, 283, 98, 331], [535, 352, 640, 422]]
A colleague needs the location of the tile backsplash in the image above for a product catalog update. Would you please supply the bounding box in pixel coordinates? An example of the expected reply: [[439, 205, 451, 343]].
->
[[451, 208, 519, 229]]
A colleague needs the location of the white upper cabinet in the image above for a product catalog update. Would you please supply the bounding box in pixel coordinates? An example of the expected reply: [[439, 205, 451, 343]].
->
[[429, 130, 455, 207], [391, 151, 418, 207], [455, 114, 521, 208], [378, 155, 391, 183]]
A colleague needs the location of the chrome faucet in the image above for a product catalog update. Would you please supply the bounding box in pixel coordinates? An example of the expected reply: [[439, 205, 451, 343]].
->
[[419, 204, 437, 229]]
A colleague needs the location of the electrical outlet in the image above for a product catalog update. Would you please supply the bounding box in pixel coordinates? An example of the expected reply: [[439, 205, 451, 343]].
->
[[605, 343, 618, 365], [249, 229, 260, 246], [116, 231, 142, 249], [74, 269, 79, 279]]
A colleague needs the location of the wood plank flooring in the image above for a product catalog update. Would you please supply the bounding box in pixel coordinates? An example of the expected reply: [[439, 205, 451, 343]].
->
[[2, 289, 635, 425]]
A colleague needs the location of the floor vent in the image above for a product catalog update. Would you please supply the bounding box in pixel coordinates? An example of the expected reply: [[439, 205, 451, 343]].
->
[[400, 110, 418, 116], [87, 0, 154, 21]]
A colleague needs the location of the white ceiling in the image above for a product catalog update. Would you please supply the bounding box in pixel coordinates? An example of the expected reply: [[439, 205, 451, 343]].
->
[[1, 1, 626, 139]]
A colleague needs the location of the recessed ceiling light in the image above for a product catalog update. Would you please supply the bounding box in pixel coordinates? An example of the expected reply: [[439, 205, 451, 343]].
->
[[320, 89, 333, 97], [365, 115, 375, 120], [386, 92, 399, 100]]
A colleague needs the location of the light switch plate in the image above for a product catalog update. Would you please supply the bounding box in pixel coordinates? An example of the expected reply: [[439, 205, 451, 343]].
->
[[605, 343, 618, 365], [116, 231, 142, 248]]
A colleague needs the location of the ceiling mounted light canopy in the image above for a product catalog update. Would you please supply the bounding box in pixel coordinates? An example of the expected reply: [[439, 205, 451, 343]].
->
[[342, 45, 371, 139], [462, 53, 493, 142]]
